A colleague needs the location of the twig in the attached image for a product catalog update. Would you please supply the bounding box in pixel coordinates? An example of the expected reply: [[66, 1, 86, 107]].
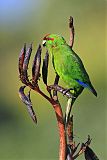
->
[[73, 136, 91, 159]]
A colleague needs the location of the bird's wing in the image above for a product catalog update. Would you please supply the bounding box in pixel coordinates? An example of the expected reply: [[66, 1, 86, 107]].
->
[[75, 79, 89, 88]]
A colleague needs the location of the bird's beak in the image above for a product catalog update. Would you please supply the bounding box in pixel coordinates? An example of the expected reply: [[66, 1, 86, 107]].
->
[[42, 40, 46, 47]]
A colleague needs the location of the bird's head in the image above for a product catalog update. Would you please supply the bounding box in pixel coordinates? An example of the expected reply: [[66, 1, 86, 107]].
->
[[42, 34, 66, 49]]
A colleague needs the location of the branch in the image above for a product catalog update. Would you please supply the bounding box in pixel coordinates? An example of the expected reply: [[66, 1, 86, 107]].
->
[[33, 87, 66, 160], [66, 115, 73, 145], [34, 87, 66, 160], [52, 101, 66, 160], [73, 136, 92, 159], [19, 43, 66, 160], [18, 16, 99, 160]]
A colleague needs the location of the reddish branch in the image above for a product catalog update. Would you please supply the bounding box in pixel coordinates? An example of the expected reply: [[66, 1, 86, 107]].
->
[[18, 16, 98, 160], [18, 16, 74, 160], [34, 88, 66, 160], [18, 42, 66, 160], [66, 115, 73, 146]]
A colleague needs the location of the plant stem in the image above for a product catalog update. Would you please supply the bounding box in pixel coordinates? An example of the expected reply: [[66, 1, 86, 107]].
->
[[52, 101, 66, 160], [32, 86, 66, 160]]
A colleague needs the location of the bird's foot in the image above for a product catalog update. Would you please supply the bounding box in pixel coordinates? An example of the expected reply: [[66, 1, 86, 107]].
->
[[48, 85, 75, 99], [62, 88, 74, 96]]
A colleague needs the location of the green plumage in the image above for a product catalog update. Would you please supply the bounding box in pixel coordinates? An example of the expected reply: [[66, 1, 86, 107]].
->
[[43, 34, 97, 98]]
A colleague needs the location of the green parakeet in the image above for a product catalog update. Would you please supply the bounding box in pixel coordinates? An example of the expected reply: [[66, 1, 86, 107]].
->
[[42, 34, 97, 121]]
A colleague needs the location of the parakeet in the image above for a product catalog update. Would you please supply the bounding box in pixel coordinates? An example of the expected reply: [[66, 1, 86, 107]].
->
[[42, 34, 97, 122]]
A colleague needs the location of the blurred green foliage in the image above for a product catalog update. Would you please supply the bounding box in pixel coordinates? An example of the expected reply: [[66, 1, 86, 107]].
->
[[0, 0, 106, 159]]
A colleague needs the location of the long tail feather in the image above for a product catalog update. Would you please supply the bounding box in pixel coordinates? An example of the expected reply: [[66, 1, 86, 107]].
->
[[75, 79, 97, 97], [89, 83, 97, 97]]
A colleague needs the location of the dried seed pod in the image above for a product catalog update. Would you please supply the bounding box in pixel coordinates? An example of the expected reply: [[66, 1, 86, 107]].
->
[[23, 43, 32, 83], [32, 44, 42, 85], [26, 90, 37, 123], [19, 44, 26, 76], [69, 16, 74, 48], [19, 86, 37, 123], [42, 50, 49, 85], [84, 146, 99, 160], [69, 16, 73, 28]]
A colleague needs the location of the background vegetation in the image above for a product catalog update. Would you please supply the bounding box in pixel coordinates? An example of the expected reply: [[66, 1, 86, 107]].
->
[[0, 0, 106, 159]]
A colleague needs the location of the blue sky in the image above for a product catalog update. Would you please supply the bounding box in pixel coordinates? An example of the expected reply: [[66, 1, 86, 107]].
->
[[0, 0, 41, 24]]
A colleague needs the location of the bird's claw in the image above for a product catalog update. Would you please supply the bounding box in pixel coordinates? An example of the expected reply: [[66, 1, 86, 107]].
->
[[47, 85, 75, 99], [62, 88, 73, 96]]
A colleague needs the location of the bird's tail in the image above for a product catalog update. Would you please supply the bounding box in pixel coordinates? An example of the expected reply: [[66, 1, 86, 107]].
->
[[88, 83, 97, 97], [75, 79, 97, 97], [65, 98, 76, 126]]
